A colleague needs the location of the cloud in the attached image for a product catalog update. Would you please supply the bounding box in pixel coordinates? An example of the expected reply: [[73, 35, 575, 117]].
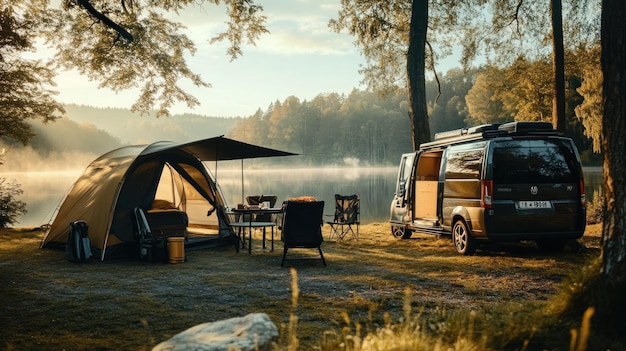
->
[[182, 1, 357, 57], [42, 1, 366, 117]]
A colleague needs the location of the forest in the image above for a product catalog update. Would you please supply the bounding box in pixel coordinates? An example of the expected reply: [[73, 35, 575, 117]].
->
[[227, 46, 602, 166], [1, 44, 603, 170]]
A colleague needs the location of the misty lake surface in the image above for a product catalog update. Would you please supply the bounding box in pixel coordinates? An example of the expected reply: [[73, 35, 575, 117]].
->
[[4, 166, 603, 229]]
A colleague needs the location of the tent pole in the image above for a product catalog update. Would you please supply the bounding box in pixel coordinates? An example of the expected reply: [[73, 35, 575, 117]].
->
[[241, 159, 244, 204]]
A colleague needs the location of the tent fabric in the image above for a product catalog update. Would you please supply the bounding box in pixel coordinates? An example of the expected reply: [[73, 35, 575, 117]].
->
[[41, 136, 296, 261]]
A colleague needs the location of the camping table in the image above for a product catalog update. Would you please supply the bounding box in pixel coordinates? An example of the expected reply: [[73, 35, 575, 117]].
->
[[231, 207, 283, 254]]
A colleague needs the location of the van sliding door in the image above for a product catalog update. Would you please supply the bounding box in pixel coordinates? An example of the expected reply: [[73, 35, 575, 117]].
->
[[413, 152, 442, 220]]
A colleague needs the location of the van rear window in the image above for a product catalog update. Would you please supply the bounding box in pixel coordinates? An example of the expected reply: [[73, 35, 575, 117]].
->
[[492, 140, 579, 183]]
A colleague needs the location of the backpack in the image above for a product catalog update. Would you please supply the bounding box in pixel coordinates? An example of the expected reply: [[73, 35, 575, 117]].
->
[[65, 221, 92, 262]]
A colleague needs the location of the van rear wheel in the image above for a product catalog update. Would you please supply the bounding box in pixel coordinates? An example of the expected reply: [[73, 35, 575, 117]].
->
[[392, 225, 412, 239], [452, 220, 476, 255]]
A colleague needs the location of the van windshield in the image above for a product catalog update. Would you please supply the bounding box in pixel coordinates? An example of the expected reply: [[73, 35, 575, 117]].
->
[[492, 139, 579, 183]]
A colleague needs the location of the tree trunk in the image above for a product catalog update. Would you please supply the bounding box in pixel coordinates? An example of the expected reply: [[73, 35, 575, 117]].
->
[[601, 0, 626, 282], [551, 0, 566, 134], [406, 0, 430, 151]]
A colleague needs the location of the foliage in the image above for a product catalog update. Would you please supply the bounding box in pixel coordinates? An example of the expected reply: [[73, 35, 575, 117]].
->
[[329, 1, 477, 150], [0, 0, 267, 142], [37, 0, 266, 118], [544, 256, 626, 346], [466, 58, 553, 123], [329, 0, 412, 95], [464, 68, 510, 125], [586, 188, 604, 225], [0, 1, 65, 145], [463, 50, 601, 154], [427, 68, 475, 133], [227, 61, 597, 165], [228, 90, 414, 165], [574, 45, 602, 153], [329, 1, 474, 94], [0, 177, 27, 228], [456, 0, 600, 68]]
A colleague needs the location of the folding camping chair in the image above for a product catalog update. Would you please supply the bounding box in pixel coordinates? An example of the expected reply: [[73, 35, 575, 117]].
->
[[134, 207, 156, 261], [281, 200, 326, 267], [326, 194, 360, 240]]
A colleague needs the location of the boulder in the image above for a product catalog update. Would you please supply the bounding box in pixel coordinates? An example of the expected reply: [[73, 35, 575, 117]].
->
[[152, 313, 278, 351]]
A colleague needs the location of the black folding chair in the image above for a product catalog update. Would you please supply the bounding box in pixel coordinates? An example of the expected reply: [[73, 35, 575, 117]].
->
[[281, 200, 326, 267], [326, 194, 360, 240]]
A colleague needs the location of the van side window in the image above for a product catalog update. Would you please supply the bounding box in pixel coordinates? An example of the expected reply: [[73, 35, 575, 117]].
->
[[444, 148, 484, 180]]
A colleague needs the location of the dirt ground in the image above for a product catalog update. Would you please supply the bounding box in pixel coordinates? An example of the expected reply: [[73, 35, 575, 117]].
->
[[0, 223, 603, 350]]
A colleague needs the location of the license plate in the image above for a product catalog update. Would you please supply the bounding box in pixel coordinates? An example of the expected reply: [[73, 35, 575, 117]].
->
[[516, 201, 552, 209]]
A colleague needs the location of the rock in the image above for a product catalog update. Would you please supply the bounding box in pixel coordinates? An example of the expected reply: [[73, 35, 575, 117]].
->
[[152, 313, 278, 351]]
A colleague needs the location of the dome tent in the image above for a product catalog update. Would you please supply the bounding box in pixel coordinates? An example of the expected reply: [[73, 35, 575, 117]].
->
[[41, 136, 296, 261]]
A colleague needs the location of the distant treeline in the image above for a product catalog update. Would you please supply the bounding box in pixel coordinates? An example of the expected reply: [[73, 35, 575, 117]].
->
[[0, 105, 241, 171], [2, 63, 601, 169], [228, 90, 413, 166], [227, 67, 600, 166], [60, 104, 240, 145]]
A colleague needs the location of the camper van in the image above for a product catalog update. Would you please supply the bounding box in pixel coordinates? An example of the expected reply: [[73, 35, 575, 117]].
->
[[390, 121, 586, 255]]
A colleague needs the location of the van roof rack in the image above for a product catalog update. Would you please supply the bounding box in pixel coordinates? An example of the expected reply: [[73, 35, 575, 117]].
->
[[434, 124, 501, 140], [421, 121, 560, 150], [422, 124, 507, 149]]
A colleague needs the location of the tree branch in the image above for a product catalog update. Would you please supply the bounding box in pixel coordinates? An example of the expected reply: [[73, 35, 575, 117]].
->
[[426, 40, 441, 104], [76, 0, 133, 41]]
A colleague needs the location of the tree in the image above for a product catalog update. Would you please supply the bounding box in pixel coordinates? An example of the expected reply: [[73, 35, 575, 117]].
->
[[427, 68, 475, 133], [0, 2, 64, 145], [457, 0, 600, 133], [571, 0, 626, 337], [406, 0, 430, 150], [0, 177, 27, 228], [551, 0, 566, 133], [330, 0, 431, 151], [0, 0, 268, 145], [41, 0, 268, 118], [466, 59, 553, 124], [465, 70, 509, 125], [574, 45, 602, 153], [600, 0, 626, 285]]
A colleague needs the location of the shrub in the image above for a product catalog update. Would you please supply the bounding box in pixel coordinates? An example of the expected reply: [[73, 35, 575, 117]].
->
[[0, 177, 27, 228], [586, 188, 604, 224]]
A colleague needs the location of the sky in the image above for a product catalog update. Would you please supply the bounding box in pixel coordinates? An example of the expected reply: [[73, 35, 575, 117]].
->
[[51, 1, 370, 118]]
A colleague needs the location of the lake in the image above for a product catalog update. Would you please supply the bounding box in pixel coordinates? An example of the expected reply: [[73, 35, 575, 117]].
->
[[2, 166, 603, 228]]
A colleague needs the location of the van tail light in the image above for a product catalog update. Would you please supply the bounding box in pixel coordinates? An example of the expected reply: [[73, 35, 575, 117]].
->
[[580, 178, 586, 207], [481, 180, 493, 208]]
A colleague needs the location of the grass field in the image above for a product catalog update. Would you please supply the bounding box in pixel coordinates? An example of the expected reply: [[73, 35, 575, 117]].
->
[[0, 222, 620, 350]]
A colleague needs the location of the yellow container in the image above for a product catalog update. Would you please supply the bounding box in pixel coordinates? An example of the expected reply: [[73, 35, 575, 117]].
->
[[167, 237, 185, 263]]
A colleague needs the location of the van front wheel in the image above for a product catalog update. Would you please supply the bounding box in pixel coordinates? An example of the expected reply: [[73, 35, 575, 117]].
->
[[452, 220, 476, 255], [392, 225, 412, 239]]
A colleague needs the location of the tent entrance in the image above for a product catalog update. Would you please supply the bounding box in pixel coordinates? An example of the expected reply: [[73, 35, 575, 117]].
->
[[150, 161, 234, 249]]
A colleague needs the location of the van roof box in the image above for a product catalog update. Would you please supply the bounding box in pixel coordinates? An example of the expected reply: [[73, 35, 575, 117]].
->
[[498, 121, 557, 134]]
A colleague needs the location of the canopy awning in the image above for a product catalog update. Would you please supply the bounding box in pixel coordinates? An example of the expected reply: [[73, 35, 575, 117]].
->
[[139, 136, 297, 161], [138, 136, 298, 205]]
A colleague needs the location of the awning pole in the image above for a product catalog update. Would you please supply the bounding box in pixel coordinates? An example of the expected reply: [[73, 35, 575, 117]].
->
[[241, 159, 244, 204]]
